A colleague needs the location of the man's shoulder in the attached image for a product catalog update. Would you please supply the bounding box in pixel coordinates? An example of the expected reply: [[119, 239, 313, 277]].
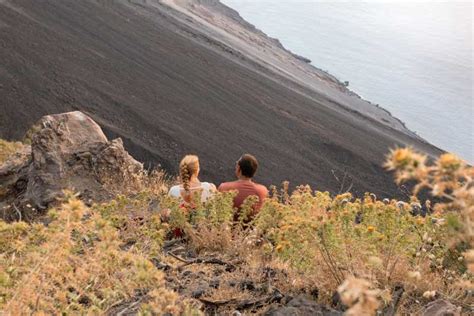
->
[[254, 183, 269, 195], [250, 183, 268, 197], [218, 181, 239, 191]]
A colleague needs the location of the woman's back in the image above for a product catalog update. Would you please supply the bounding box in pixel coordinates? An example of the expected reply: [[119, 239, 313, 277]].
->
[[169, 182, 216, 203]]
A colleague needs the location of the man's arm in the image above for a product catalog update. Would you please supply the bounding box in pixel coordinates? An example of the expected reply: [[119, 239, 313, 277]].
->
[[252, 184, 269, 214], [258, 185, 269, 199]]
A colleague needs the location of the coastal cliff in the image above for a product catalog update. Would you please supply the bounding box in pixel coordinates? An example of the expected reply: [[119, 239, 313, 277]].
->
[[0, 0, 442, 197]]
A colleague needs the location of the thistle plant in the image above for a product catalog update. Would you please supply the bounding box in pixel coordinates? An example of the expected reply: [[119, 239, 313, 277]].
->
[[385, 148, 474, 281]]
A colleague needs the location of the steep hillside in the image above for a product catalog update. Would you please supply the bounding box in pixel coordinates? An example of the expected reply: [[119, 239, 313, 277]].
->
[[0, 0, 441, 197]]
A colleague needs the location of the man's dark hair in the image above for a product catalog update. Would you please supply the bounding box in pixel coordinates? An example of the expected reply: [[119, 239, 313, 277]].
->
[[238, 154, 259, 178]]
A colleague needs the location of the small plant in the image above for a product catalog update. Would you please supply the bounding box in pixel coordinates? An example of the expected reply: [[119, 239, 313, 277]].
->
[[385, 148, 473, 282], [0, 139, 26, 164], [0, 192, 195, 314], [338, 277, 380, 315], [160, 191, 236, 252]]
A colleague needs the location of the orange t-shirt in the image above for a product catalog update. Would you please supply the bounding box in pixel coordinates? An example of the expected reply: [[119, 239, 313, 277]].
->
[[218, 180, 268, 215]]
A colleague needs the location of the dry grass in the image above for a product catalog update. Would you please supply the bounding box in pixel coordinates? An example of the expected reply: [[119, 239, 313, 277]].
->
[[0, 192, 192, 314], [0, 140, 25, 165]]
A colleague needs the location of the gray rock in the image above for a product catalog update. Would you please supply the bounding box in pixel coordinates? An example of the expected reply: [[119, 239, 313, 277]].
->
[[265, 295, 342, 316], [209, 278, 220, 289], [0, 145, 31, 203], [422, 299, 461, 316], [0, 111, 143, 220], [191, 288, 206, 298]]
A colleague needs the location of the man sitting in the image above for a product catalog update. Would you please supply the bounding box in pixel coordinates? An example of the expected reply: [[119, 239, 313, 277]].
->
[[218, 154, 268, 220]]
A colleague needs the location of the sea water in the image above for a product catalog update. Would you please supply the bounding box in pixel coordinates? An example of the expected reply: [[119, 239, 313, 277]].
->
[[222, 0, 473, 162]]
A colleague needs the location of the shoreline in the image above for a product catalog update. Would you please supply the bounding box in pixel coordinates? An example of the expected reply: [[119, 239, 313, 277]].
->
[[215, 0, 462, 156], [228, 1, 419, 137], [163, 0, 431, 144]]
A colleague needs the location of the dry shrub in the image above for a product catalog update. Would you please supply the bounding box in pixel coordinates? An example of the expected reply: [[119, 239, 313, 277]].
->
[[0, 192, 196, 314], [1, 144, 472, 315], [156, 151, 472, 314], [160, 191, 236, 253], [95, 193, 166, 257], [254, 189, 458, 306], [338, 277, 380, 315], [249, 153, 472, 313], [0, 140, 25, 165], [384, 148, 473, 311], [385, 149, 473, 275], [102, 166, 171, 198]]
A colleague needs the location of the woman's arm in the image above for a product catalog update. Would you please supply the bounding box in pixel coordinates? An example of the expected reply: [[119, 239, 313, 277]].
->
[[210, 183, 217, 192]]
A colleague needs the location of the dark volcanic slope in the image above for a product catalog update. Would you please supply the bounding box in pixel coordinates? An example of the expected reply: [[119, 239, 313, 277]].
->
[[0, 0, 441, 197]]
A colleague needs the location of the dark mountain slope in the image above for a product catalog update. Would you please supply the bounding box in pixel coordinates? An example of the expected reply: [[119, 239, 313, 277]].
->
[[0, 0, 441, 197]]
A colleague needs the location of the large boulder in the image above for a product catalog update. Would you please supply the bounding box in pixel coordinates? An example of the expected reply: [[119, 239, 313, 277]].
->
[[0, 111, 143, 221]]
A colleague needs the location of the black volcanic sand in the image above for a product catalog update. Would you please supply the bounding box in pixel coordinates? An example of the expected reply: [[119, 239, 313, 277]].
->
[[0, 0, 441, 197]]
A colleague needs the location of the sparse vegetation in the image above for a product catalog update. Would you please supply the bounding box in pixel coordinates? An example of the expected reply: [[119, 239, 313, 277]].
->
[[0, 192, 196, 314], [0, 141, 472, 315], [0, 140, 25, 164]]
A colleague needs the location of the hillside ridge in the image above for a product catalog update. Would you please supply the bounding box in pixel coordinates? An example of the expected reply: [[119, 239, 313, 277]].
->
[[0, 0, 442, 197]]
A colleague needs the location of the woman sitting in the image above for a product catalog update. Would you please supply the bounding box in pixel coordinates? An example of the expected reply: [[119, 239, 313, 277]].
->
[[168, 155, 216, 203]]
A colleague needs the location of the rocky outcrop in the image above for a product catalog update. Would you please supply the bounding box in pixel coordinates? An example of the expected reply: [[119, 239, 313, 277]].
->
[[0, 111, 143, 221], [265, 296, 342, 316]]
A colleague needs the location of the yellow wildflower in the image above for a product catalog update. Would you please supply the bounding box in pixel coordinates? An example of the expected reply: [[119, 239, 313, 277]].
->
[[390, 148, 412, 169], [438, 153, 462, 171]]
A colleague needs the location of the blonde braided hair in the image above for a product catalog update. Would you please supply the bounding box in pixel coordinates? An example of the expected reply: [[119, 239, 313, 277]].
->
[[179, 155, 199, 193]]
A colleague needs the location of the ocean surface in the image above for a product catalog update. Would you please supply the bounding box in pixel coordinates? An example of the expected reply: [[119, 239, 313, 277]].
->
[[222, 0, 473, 162]]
